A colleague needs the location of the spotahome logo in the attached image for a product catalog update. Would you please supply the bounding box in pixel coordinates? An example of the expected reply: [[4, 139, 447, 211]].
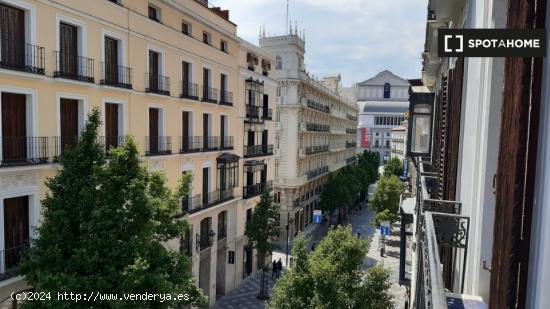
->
[[438, 29, 546, 57]]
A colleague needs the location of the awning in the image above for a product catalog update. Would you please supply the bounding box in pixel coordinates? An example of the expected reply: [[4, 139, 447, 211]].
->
[[217, 153, 240, 163]]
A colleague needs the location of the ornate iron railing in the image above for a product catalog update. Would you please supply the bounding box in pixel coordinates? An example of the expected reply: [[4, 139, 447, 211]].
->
[[243, 181, 273, 199], [243, 145, 274, 158], [100, 62, 132, 89], [145, 136, 172, 155], [180, 82, 199, 100], [202, 86, 218, 103], [0, 37, 45, 74], [54, 51, 94, 83], [0, 137, 49, 167], [145, 73, 170, 95]]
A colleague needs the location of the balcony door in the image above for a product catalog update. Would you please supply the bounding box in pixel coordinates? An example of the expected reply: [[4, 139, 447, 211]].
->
[[262, 130, 268, 152], [0, 3, 25, 67], [202, 68, 210, 98], [105, 103, 119, 149], [220, 73, 227, 101], [220, 115, 227, 148], [182, 111, 190, 151], [182, 61, 190, 95], [3, 196, 29, 269], [261, 164, 267, 185], [203, 114, 210, 149], [104, 37, 119, 84], [149, 51, 159, 90], [2, 93, 26, 163], [247, 131, 255, 147], [60, 98, 78, 150], [202, 167, 210, 204], [59, 22, 78, 76], [149, 108, 159, 154]]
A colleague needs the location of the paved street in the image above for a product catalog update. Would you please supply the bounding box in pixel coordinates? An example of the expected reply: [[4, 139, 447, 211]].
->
[[215, 201, 406, 309]]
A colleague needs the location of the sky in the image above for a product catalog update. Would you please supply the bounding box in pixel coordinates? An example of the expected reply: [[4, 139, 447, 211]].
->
[[211, 0, 428, 86]]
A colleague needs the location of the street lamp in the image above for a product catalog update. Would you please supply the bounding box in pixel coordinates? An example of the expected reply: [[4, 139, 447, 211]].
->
[[285, 212, 295, 266], [407, 87, 435, 158]]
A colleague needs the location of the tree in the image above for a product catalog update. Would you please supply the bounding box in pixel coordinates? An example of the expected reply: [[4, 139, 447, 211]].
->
[[383, 157, 403, 177], [268, 226, 393, 309], [21, 110, 207, 308], [371, 175, 405, 224], [245, 189, 280, 269], [268, 234, 314, 309]]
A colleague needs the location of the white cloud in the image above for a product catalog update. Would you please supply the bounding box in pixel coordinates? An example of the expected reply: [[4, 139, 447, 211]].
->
[[212, 0, 428, 85]]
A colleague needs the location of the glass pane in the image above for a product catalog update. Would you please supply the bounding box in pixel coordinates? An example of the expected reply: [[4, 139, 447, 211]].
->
[[413, 104, 431, 113], [411, 115, 431, 153]]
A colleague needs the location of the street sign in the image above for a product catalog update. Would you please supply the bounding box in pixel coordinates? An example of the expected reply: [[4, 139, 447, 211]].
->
[[228, 251, 235, 264], [380, 221, 390, 236], [313, 210, 322, 224]]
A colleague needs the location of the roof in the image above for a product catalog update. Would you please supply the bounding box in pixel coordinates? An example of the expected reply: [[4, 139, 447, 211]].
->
[[358, 70, 410, 86], [360, 100, 409, 114], [217, 153, 240, 163]]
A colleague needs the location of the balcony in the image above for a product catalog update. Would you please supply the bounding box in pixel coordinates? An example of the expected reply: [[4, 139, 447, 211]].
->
[[220, 136, 234, 150], [306, 165, 329, 180], [243, 144, 274, 158], [220, 90, 233, 106], [202, 86, 218, 103], [54, 51, 94, 83], [0, 38, 45, 75], [0, 137, 49, 167], [408, 158, 476, 309], [202, 188, 234, 208], [145, 136, 172, 156], [306, 99, 330, 113], [305, 145, 329, 155], [180, 136, 202, 153], [305, 123, 330, 132], [180, 82, 200, 100], [0, 244, 29, 281], [203, 136, 220, 151], [346, 128, 357, 134], [180, 194, 203, 214], [262, 108, 273, 120], [97, 136, 128, 153], [346, 141, 357, 148], [346, 114, 358, 121], [145, 73, 170, 96], [243, 180, 273, 199], [100, 62, 132, 89]]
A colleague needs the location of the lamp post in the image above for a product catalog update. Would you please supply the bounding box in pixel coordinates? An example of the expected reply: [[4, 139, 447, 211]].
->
[[285, 212, 295, 266]]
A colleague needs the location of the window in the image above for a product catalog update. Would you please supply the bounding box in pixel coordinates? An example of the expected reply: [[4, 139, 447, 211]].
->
[[217, 211, 227, 240], [220, 40, 228, 52], [203, 32, 211, 45], [276, 55, 282, 70], [182, 21, 191, 35], [148, 5, 159, 22], [383, 83, 391, 99]]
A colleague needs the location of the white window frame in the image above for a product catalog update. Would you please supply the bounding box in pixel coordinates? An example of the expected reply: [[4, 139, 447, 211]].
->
[[101, 97, 128, 138], [100, 29, 127, 67], [146, 45, 165, 76], [55, 92, 88, 140], [55, 14, 87, 57], [0, 0, 36, 46]]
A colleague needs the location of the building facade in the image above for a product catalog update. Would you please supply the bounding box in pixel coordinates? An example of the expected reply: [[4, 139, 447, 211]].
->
[[259, 30, 358, 245], [403, 0, 550, 308], [390, 121, 407, 161], [0, 0, 274, 305], [354, 70, 409, 164]]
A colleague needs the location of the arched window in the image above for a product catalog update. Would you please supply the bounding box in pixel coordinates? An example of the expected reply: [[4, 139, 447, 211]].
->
[[383, 83, 391, 99], [276, 55, 282, 70]]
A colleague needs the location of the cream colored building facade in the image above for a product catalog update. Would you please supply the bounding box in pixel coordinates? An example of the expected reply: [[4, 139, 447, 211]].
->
[[0, 0, 274, 306], [390, 121, 407, 161], [259, 31, 358, 244]]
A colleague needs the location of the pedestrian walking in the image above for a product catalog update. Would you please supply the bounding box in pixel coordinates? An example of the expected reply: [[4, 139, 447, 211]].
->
[[272, 260, 277, 279], [277, 258, 283, 278]]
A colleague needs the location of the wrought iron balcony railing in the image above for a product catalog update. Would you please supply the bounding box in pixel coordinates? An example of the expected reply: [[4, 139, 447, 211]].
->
[[220, 90, 233, 106], [246, 105, 260, 120], [220, 136, 234, 150], [202, 188, 234, 207], [181, 194, 203, 214], [180, 82, 199, 100], [262, 108, 272, 120], [346, 141, 357, 148], [243, 144, 274, 158], [203, 136, 220, 151], [346, 128, 357, 134], [0, 38, 45, 75], [97, 136, 128, 153], [306, 166, 329, 180], [145, 73, 170, 96], [243, 180, 273, 199], [100, 62, 132, 89], [305, 144, 329, 155], [346, 114, 358, 121], [306, 99, 330, 113], [54, 51, 95, 83], [0, 243, 29, 281], [145, 136, 172, 156], [305, 123, 330, 132], [202, 86, 218, 103], [0, 137, 49, 167], [180, 136, 202, 153]]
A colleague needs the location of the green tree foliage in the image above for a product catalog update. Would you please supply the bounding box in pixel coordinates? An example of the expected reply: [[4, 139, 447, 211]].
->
[[21, 110, 207, 308], [268, 226, 393, 309], [245, 189, 280, 269], [383, 157, 403, 177], [371, 175, 405, 224]]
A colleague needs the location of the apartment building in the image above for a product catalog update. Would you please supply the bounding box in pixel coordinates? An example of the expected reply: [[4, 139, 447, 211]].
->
[[0, 0, 274, 305], [390, 121, 407, 161], [259, 30, 358, 245], [402, 0, 550, 308]]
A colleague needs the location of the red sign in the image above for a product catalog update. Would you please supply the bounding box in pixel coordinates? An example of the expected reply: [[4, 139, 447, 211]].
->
[[361, 128, 371, 148]]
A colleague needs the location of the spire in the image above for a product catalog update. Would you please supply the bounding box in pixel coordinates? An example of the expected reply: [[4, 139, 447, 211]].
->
[[295, 21, 298, 36], [263, 24, 266, 38]]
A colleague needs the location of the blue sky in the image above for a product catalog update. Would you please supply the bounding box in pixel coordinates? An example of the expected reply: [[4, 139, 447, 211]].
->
[[211, 0, 428, 86]]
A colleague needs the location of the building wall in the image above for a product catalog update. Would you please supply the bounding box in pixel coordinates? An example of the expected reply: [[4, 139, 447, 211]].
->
[[0, 0, 274, 305]]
